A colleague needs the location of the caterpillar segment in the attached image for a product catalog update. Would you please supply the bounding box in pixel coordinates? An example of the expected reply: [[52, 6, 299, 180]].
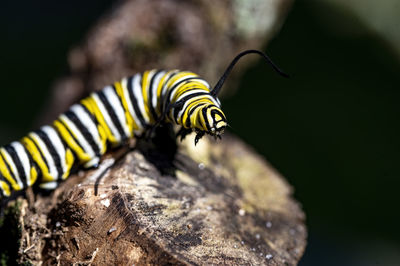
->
[[0, 70, 227, 198], [0, 50, 287, 199]]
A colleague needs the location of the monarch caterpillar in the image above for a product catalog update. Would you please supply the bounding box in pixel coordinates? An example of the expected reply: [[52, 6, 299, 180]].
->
[[0, 50, 287, 199]]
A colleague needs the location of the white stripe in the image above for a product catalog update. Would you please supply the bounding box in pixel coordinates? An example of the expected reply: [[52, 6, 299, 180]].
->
[[39, 181, 58, 190], [151, 70, 166, 111], [41, 126, 67, 176], [29, 131, 58, 180], [121, 77, 144, 132], [70, 104, 104, 153], [176, 92, 212, 122], [144, 69, 156, 101], [92, 93, 121, 142], [168, 74, 198, 102], [176, 91, 220, 107], [196, 79, 211, 90], [103, 86, 131, 138], [144, 70, 156, 118], [10, 142, 32, 186], [132, 74, 150, 123], [1, 147, 24, 189], [161, 71, 179, 106], [60, 114, 96, 160], [207, 109, 213, 126]]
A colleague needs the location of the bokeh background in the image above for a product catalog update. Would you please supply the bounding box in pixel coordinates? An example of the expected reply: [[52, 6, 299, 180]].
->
[[1, 0, 399, 265]]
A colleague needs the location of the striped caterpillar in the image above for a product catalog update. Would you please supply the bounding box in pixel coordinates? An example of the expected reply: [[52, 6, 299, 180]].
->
[[0, 50, 287, 198]]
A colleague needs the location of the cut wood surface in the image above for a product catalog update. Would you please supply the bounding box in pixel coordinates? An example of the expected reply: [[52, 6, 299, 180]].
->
[[14, 133, 306, 265], [0, 0, 307, 265]]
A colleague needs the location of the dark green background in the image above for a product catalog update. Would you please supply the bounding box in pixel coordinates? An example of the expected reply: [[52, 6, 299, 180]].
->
[[1, 1, 399, 265]]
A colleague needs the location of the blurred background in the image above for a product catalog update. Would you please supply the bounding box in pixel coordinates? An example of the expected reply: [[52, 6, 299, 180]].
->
[[0, 0, 399, 265]]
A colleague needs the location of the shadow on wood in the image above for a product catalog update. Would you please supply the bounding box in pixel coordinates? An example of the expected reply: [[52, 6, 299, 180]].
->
[[14, 133, 306, 265]]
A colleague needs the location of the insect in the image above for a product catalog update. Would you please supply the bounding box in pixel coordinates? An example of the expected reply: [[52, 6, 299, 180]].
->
[[0, 50, 287, 198]]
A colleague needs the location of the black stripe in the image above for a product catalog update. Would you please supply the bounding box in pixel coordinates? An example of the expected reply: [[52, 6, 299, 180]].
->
[[127, 75, 147, 128], [27, 135, 50, 174], [4, 144, 28, 188], [52, 121, 72, 153], [0, 160, 13, 191], [22, 142, 41, 183], [172, 92, 209, 123], [158, 71, 179, 112], [80, 102, 100, 127], [112, 85, 131, 136], [57, 118, 84, 158], [164, 77, 203, 110], [211, 109, 226, 122], [97, 90, 127, 141], [185, 103, 206, 128], [202, 107, 212, 132], [65, 109, 101, 156], [147, 70, 163, 121], [0, 152, 19, 189], [35, 128, 64, 180]]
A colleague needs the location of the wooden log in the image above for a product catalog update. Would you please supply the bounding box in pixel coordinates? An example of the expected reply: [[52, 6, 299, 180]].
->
[[13, 133, 306, 265]]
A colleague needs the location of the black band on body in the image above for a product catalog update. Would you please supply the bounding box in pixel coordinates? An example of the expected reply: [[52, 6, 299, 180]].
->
[[35, 129, 64, 180], [64, 109, 101, 156], [147, 70, 163, 121], [4, 144, 28, 188], [97, 90, 127, 141], [127, 75, 147, 128], [0, 153, 15, 189]]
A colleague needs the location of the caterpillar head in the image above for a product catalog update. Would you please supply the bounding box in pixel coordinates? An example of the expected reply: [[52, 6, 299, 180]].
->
[[176, 102, 227, 145], [191, 103, 227, 145], [204, 105, 227, 136]]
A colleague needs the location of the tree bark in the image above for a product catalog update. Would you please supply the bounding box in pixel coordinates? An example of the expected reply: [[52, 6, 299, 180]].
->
[[0, 0, 306, 265]]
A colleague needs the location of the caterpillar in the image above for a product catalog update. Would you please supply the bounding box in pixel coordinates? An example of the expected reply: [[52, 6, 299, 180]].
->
[[0, 50, 287, 199]]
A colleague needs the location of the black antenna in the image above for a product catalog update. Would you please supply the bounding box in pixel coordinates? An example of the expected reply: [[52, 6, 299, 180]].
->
[[211, 49, 289, 97]]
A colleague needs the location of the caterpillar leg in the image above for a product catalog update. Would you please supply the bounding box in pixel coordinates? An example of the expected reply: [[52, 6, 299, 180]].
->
[[176, 127, 193, 141], [194, 131, 205, 146]]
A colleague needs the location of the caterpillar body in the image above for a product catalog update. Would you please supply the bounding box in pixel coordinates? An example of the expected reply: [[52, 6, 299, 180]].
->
[[0, 50, 287, 199]]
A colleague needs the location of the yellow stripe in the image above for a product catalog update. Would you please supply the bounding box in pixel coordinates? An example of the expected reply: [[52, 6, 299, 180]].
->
[[166, 72, 197, 89], [198, 110, 208, 131], [21, 136, 55, 183], [81, 96, 119, 145], [141, 71, 153, 122], [81, 98, 108, 153], [190, 108, 202, 130], [156, 70, 178, 114], [173, 81, 209, 102], [53, 119, 90, 163], [29, 165, 38, 186], [0, 150, 20, 190], [181, 99, 204, 127], [62, 149, 74, 180], [97, 125, 107, 154], [171, 82, 194, 104], [114, 81, 138, 133]]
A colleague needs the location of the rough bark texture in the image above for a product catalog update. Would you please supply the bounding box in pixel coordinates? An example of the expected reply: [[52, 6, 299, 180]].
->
[[0, 0, 307, 265], [8, 134, 306, 265]]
